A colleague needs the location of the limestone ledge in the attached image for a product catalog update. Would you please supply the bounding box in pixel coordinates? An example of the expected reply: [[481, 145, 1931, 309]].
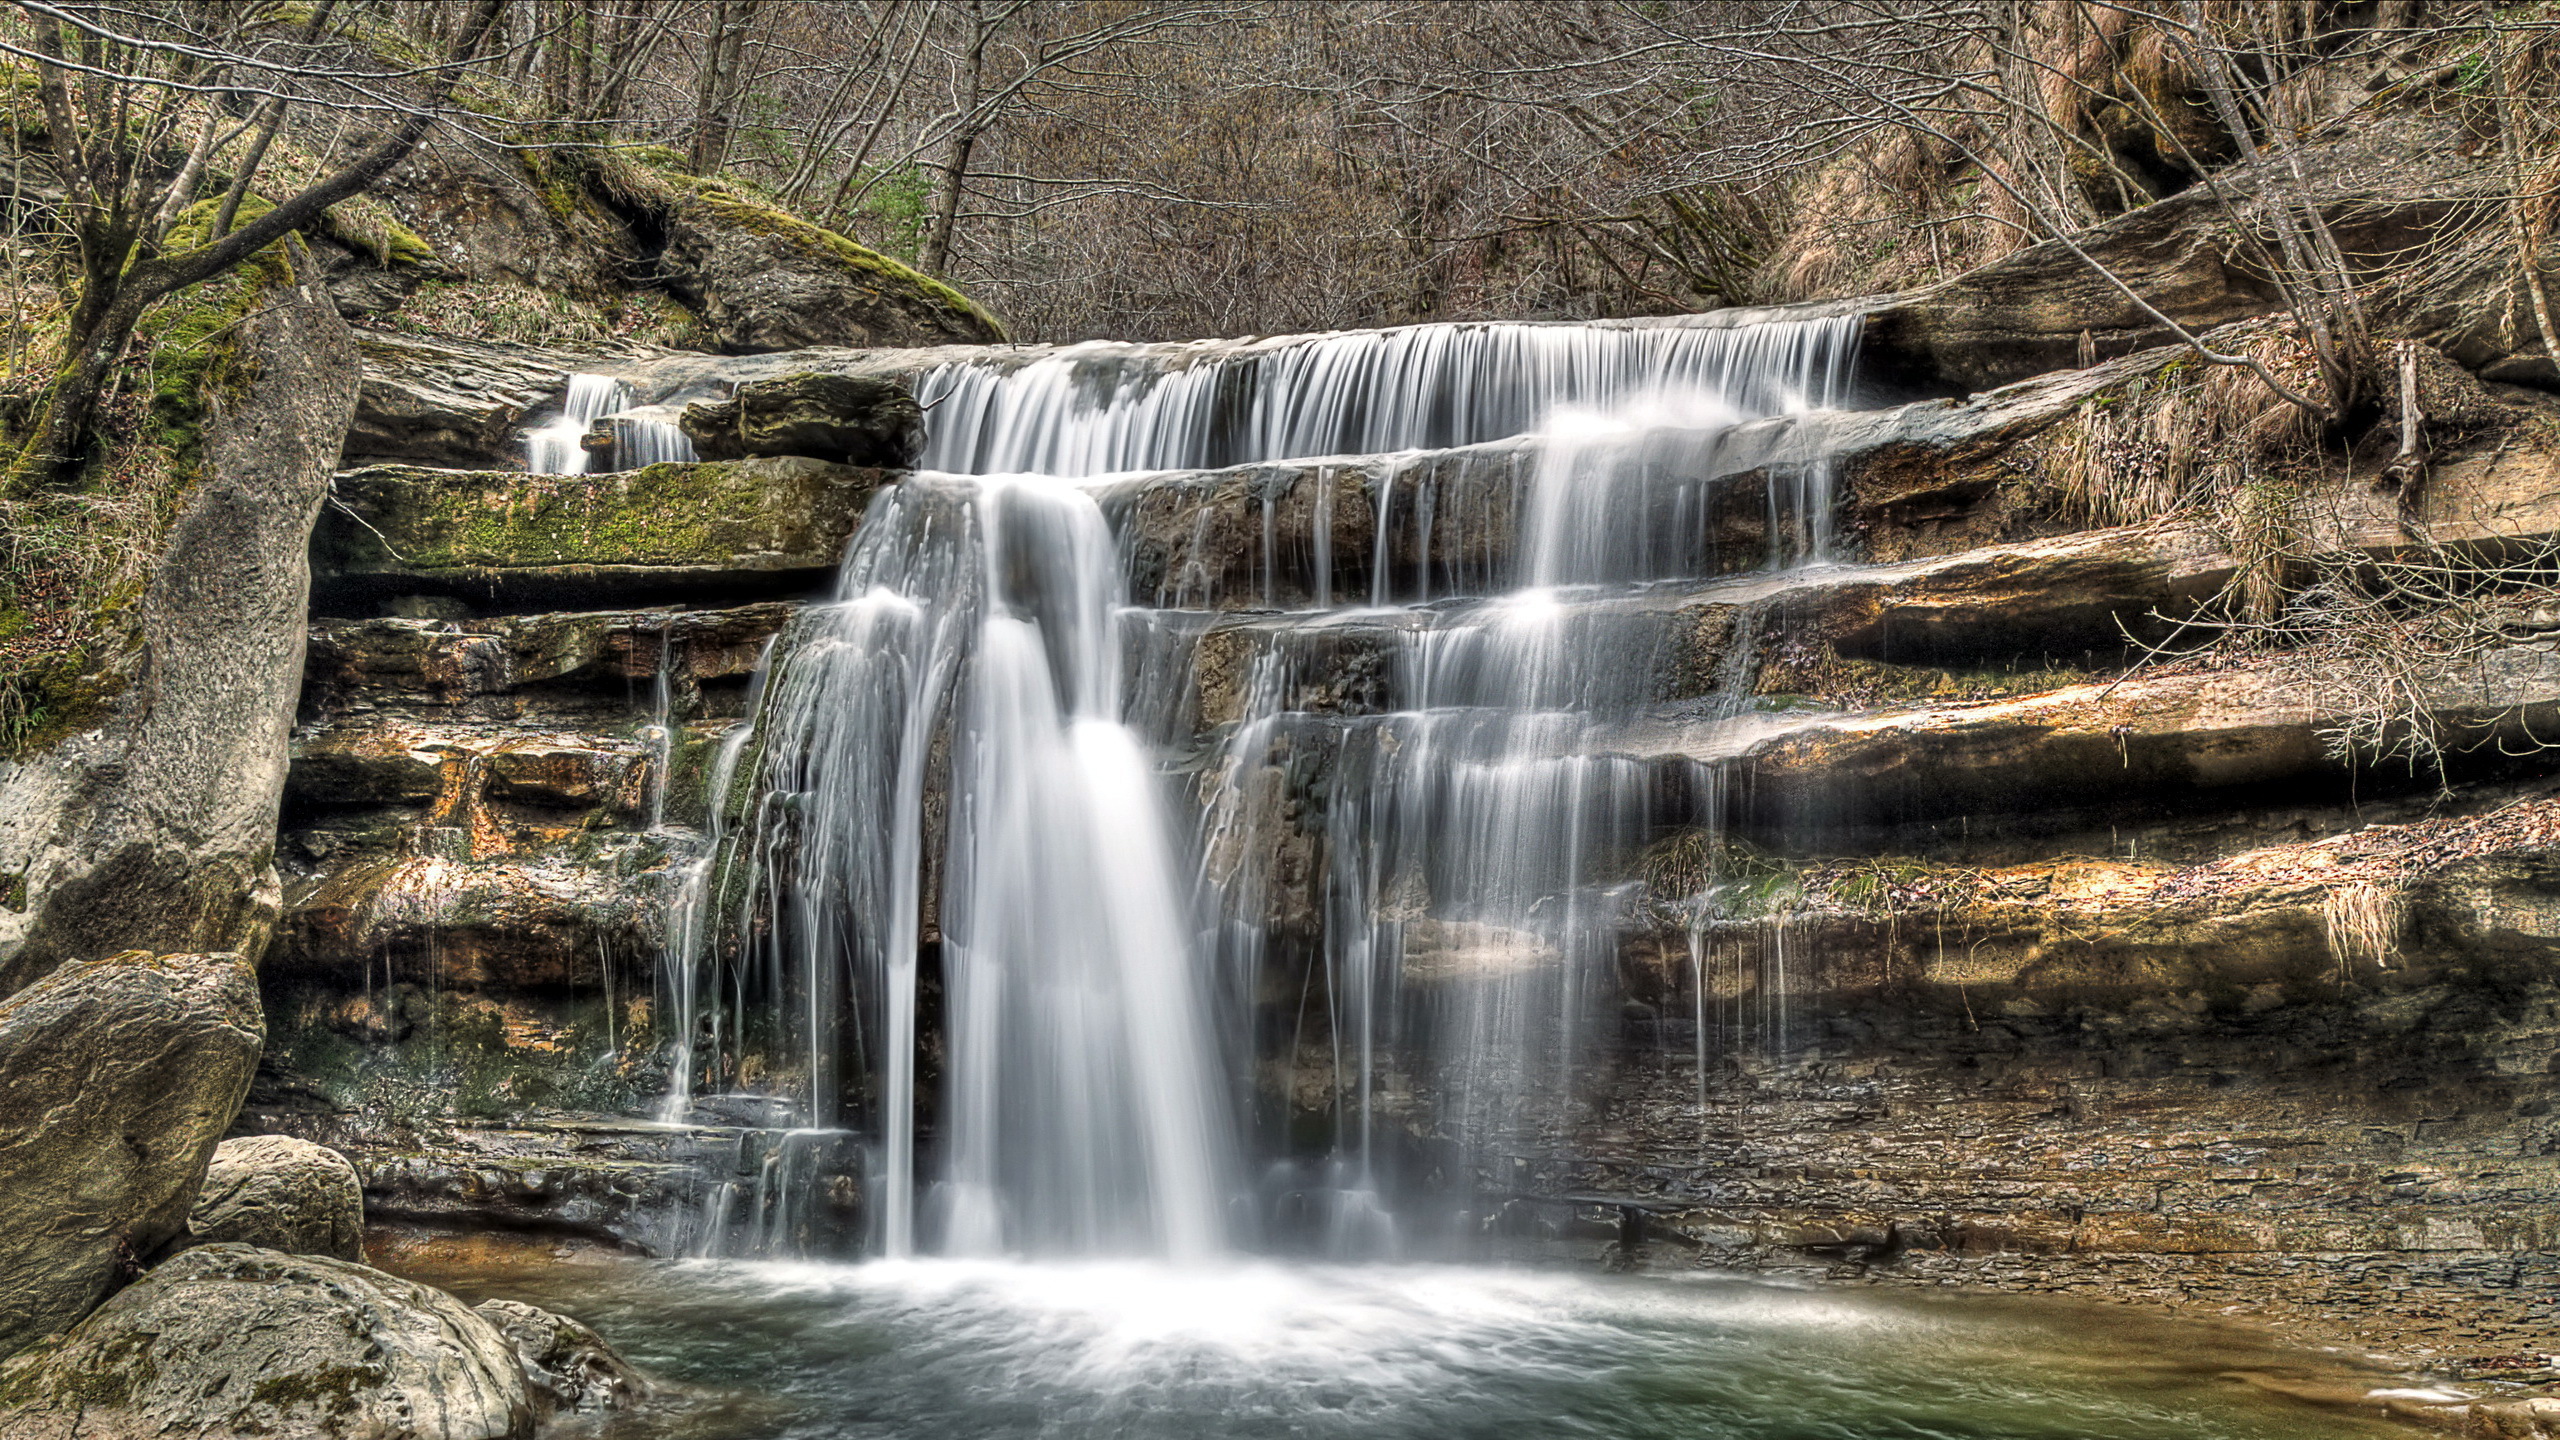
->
[[313, 457, 893, 612]]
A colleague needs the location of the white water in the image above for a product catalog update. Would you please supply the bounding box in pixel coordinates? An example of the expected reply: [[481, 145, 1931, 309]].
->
[[667, 314, 1861, 1260], [528, 373, 698, 474]]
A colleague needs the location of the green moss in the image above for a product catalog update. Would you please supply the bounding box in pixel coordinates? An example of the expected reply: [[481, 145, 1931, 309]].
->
[[249, 1363, 374, 1416], [324, 459, 876, 575]]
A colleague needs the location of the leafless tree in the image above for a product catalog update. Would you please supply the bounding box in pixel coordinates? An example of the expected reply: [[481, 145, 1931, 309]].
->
[[5, 0, 506, 486]]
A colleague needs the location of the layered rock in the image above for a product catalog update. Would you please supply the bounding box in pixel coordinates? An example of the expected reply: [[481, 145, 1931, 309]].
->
[[0, 951, 263, 1356], [681, 370, 923, 466], [313, 458, 892, 612]]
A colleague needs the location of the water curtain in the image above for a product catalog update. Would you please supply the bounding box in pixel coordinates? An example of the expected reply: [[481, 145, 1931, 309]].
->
[[668, 313, 1862, 1259]]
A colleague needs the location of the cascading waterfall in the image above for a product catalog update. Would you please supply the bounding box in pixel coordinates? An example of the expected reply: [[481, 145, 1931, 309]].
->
[[527, 373, 698, 475], [666, 313, 1861, 1262], [665, 473, 1231, 1260]]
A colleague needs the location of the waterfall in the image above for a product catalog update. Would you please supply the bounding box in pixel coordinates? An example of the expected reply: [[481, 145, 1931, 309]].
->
[[527, 374, 699, 474], [669, 475, 1230, 1260], [916, 316, 1855, 478], [670, 312, 1861, 1262]]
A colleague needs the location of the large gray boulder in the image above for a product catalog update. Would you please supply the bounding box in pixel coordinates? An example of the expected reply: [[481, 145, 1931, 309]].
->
[[681, 371, 923, 467], [0, 1245, 533, 1440], [188, 1136, 365, 1261], [0, 268, 362, 996], [473, 1299, 651, 1417], [0, 950, 263, 1358], [656, 177, 1004, 352]]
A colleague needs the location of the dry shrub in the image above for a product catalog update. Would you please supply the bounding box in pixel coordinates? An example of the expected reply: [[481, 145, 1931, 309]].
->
[[2036, 321, 2327, 550], [2321, 879, 2405, 974]]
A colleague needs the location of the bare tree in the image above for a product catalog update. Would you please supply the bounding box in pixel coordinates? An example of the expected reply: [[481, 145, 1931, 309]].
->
[[6, 0, 506, 486]]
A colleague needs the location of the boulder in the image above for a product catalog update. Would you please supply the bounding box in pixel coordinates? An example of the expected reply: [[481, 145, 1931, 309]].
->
[[0, 274, 362, 995], [187, 1136, 365, 1261], [0, 951, 263, 1358], [472, 1298, 650, 1416], [656, 177, 1003, 352], [681, 371, 923, 466], [312, 457, 896, 612], [0, 1245, 533, 1440]]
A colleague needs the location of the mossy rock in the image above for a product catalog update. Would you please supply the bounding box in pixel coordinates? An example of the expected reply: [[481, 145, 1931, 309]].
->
[[312, 456, 896, 609], [653, 173, 1005, 352]]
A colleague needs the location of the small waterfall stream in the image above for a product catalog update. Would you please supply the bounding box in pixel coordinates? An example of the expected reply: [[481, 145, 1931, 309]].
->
[[529, 373, 698, 475], [654, 314, 1862, 1260]]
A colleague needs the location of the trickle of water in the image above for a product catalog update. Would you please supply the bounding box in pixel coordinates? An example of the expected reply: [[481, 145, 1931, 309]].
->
[[917, 316, 1857, 478], [529, 374, 630, 476]]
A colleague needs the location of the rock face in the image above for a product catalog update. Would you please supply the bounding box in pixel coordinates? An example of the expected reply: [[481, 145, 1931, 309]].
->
[[188, 1136, 365, 1261], [0, 952, 264, 1357], [472, 1299, 650, 1416], [657, 178, 1004, 352], [0, 1245, 533, 1440], [681, 371, 923, 466], [0, 277, 363, 996], [347, 331, 614, 470], [1861, 110, 2507, 390]]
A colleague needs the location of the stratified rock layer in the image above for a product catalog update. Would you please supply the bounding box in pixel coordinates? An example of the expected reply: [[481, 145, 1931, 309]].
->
[[0, 951, 263, 1357], [313, 458, 893, 611]]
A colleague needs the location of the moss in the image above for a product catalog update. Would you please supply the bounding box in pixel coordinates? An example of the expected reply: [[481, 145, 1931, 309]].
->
[[324, 459, 878, 576], [249, 1363, 375, 1416], [1753, 638, 2094, 710]]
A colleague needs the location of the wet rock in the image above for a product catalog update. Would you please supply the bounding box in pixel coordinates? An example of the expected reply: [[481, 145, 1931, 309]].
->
[[271, 852, 663, 996], [240, 1111, 737, 1255], [655, 177, 1003, 352], [1698, 642, 2560, 826], [187, 1136, 365, 1261], [0, 1244, 532, 1440], [682, 370, 923, 466], [0, 951, 263, 1357], [472, 1298, 651, 1416], [301, 603, 791, 708], [0, 273, 359, 993], [313, 458, 894, 612], [348, 332, 608, 469]]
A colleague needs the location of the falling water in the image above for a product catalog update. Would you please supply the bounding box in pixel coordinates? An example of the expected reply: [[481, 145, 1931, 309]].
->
[[669, 474, 1230, 1260], [669, 313, 1861, 1261], [528, 374, 698, 475]]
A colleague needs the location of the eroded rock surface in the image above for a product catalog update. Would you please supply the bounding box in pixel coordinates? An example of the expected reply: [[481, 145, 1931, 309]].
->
[[0, 276, 361, 994], [0, 951, 263, 1357], [188, 1136, 365, 1261], [0, 1245, 532, 1440], [681, 370, 923, 466], [472, 1298, 650, 1416]]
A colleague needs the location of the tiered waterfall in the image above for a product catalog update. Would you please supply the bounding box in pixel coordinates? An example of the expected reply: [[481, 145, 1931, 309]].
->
[[660, 312, 1864, 1259]]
